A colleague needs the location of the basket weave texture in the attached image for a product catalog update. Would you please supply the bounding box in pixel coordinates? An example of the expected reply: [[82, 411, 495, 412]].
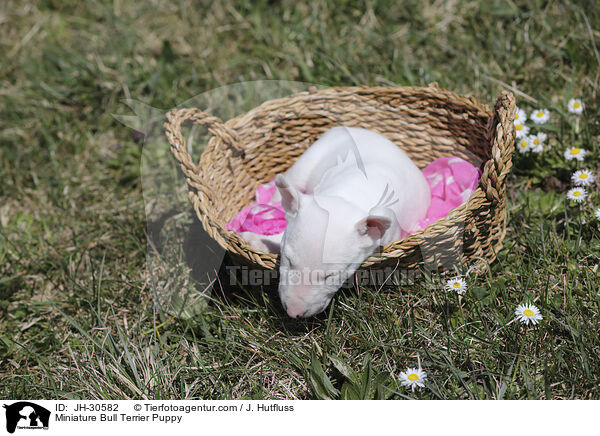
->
[[165, 84, 515, 272]]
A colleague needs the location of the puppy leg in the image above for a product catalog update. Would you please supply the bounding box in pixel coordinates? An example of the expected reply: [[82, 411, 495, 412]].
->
[[239, 232, 282, 254]]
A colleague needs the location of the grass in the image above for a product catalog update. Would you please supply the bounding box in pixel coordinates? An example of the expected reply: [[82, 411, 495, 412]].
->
[[1, 0, 600, 399]]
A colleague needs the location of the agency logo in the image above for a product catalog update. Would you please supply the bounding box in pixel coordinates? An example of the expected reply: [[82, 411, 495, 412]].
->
[[3, 402, 50, 434]]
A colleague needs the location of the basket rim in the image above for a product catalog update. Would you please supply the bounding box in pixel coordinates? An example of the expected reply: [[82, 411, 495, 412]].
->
[[168, 84, 515, 270], [226, 83, 492, 134]]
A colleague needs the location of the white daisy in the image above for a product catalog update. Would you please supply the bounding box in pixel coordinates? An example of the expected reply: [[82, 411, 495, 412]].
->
[[567, 98, 584, 114], [529, 132, 547, 153], [571, 169, 595, 186], [564, 147, 587, 161], [530, 132, 547, 145], [516, 137, 531, 153], [530, 109, 550, 124], [514, 121, 530, 138], [514, 303, 543, 326], [567, 187, 587, 203], [514, 107, 527, 123], [445, 277, 467, 294], [595, 207, 600, 221], [399, 367, 427, 392]]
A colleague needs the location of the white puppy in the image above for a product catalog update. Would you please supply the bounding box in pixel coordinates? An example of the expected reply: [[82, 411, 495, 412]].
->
[[243, 126, 430, 318]]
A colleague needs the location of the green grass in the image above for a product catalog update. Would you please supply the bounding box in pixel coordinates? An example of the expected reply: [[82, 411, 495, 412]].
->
[[1, 0, 600, 399]]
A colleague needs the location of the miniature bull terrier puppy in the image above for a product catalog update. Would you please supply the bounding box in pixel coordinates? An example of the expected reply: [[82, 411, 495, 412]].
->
[[245, 126, 430, 318]]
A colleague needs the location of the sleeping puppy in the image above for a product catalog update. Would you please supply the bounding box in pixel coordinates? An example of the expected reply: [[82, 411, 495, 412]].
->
[[242, 126, 430, 318]]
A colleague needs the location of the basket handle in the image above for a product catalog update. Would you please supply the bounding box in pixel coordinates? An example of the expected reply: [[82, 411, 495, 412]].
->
[[484, 91, 516, 204], [164, 108, 243, 179]]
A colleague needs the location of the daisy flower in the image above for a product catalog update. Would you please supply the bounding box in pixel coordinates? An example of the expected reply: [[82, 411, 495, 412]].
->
[[564, 147, 586, 161], [399, 367, 427, 392], [514, 107, 527, 123], [530, 109, 550, 124], [445, 277, 467, 295], [567, 98, 584, 114], [516, 137, 531, 153], [567, 187, 587, 203], [514, 121, 530, 138], [514, 303, 543, 326], [595, 207, 600, 221], [529, 132, 547, 153], [571, 169, 595, 187]]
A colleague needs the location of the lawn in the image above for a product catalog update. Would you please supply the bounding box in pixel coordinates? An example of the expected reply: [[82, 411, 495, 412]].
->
[[1, 0, 599, 399]]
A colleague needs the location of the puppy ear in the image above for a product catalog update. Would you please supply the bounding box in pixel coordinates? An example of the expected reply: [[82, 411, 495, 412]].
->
[[275, 174, 301, 214], [355, 211, 392, 241]]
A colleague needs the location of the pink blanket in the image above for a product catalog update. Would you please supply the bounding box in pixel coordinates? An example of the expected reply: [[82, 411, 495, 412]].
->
[[226, 156, 481, 236]]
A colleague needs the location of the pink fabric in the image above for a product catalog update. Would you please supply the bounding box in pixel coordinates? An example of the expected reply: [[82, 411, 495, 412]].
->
[[416, 156, 481, 230], [225, 181, 287, 235], [226, 156, 481, 236]]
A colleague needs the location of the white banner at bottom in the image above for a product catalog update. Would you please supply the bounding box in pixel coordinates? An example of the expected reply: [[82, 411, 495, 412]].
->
[[0, 400, 597, 435]]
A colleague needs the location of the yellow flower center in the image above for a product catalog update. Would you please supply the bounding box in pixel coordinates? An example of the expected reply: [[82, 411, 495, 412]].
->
[[515, 113, 519, 119], [570, 148, 580, 155], [537, 112, 544, 117], [573, 191, 581, 197], [523, 309, 534, 317], [533, 138, 540, 145], [579, 174, 588, 179], [516, 124, 523, 131], [452, 282, 461, 288], [408, 373, 419, 381], [573, 101, 581, 108]]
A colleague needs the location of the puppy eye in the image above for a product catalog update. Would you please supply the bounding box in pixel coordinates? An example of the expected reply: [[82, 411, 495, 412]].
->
[[283, 254, 294, 268]]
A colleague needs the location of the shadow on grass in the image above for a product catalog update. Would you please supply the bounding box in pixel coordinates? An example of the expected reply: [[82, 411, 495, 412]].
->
[[147, 209, 326, 334]]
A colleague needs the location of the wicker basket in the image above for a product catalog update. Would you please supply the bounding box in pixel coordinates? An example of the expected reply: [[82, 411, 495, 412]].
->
[[165, 84, 515, 273]]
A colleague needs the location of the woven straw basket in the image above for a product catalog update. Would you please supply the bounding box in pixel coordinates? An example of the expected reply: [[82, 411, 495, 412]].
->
[[165, 84, 515, 274]]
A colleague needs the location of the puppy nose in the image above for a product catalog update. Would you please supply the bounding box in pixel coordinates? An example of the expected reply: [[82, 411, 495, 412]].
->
[[286, 308, 305, 319], [285, 299, 307, 318]]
